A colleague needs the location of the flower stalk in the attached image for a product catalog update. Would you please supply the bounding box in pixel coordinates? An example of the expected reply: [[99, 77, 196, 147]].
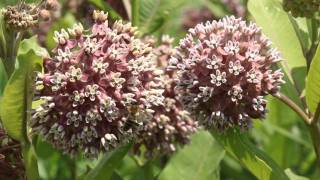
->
[[274, 93, 320, 165]]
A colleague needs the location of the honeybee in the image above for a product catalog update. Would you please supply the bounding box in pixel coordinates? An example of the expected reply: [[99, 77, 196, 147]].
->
[[123, 101, 142, 131]]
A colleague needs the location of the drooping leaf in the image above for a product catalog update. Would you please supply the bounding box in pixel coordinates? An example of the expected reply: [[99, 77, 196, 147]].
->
[[157, 131, 225, 180], [306, 44, 320, 113], [211, 129, 289, 180], [85, 143, 132, 180], [0, 37, 43, 142], [248, 0, 307, 92], [138, 0, 188, 34]]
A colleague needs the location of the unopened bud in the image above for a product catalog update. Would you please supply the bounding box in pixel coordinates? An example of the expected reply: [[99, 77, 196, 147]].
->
[[93, 10, 108, 23], [46, 0, 59, 10], [39, 9, 51, 21]]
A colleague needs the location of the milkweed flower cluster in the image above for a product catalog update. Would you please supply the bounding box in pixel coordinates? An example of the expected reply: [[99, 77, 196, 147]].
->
[[3, 0, 59, 30], [31, 11, 164, 157], [283, 0, 320, 18], [133, 36, 198, 157], [168, 16, 284, 131]]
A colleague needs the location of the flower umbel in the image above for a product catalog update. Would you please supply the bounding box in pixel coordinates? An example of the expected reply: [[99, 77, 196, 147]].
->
[[133, 36, 198, 157], [169, 16, 285, 131], [31, 11, 163, 157]]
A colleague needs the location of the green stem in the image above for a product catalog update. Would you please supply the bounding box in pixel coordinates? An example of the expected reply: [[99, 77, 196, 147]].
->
[[131, 0, 140, 26], [309, 122, 320, 165], [273, 93, 310, 124], [274, 93, 320, 166], [310, 104, 320, 165]]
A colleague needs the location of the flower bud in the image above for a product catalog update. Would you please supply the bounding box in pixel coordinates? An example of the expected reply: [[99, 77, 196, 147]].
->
[[93, 10, 108, 23], [45, 0, 60, 10], [39, 9, 51, 21], [3, 3, 38, 30]]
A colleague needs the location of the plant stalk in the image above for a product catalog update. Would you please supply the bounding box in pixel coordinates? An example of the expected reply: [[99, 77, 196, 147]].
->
[[273, 93, 310, 124], [309, 104, 320, 165], [131, 0, 140, 26], [274, 93, 320, 165]]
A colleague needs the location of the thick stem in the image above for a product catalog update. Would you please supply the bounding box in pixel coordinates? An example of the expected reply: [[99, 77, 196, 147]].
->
[[310, 104, 320, 165], [309, 123, 320, 165], [131, 0, 140, 26], [273, 93, 310, 124]]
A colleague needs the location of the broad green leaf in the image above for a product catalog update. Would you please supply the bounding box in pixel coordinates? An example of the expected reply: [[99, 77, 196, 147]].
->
[[248, 0, 307, 91], [85, 143, 132, 180], [46, 13, 76, 51], [23, 143, 40, 180], [158, 131, 225, 180], [306, 44, 320, 113], [18, 36, 48, 57], [211, 129, 289, 180], [0, 38, 42, 141], [138, 0, 188, 34]]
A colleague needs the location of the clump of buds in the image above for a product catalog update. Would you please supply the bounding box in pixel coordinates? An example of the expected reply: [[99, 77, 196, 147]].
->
[[168, 16, 284, 131], [2, 0, 59, 31], [283, 0, 320, 18], [31, 11, 164, 157], [134, 36, 198, 157], [3, 3, 37, 30]]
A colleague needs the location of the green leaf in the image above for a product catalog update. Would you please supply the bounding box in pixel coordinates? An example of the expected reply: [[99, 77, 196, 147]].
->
[[18, 36, 48, 57], [211, 129, 289, 180], [85, 143, 132, 180], [248, 0, 307, 91], [138, 0, 188, 34], [158, 131, 225, 180], [306, 44, 320, 113], [0, 37, 42, 142], [23, 143, 40, 180]]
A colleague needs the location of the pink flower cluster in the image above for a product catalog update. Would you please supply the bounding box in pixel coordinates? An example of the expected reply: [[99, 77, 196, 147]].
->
[[31, 11, 164, 157], [168, 16, 284, 130], [134, 36, 198, 157]]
